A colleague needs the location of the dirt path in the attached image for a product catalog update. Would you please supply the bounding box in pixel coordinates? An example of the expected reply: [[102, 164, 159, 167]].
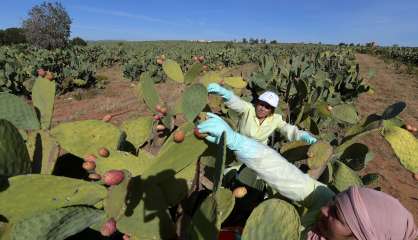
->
[[355, 54, 418, 221]]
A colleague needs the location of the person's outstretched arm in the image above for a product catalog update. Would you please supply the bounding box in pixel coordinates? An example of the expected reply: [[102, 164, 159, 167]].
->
[[197, 113, 333, 202], [275, 116, 318, 144], [207, 83, 252, 114]]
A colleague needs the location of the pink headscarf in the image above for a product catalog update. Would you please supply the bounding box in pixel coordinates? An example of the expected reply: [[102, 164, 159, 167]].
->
[[307, 186, 418, 240]]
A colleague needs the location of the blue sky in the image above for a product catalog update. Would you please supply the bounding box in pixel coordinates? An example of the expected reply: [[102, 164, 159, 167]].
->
[[1, 0, 418, 46]]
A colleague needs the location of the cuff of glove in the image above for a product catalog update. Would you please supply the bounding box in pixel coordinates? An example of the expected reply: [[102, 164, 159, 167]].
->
[[220, 89, 233, 101]]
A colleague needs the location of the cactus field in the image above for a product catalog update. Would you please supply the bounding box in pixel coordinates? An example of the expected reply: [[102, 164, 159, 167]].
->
[[0, 42, 417, 239]]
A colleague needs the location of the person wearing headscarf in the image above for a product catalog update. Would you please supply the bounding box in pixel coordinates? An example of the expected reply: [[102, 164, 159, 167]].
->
[[197, 113, 418, 240]]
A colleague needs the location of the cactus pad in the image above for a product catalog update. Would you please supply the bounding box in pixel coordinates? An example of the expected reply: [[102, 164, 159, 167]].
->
[[241, 199, 300, 240], [382, 126, 418, 173], [140, 72, 162, 113], [10, 206, 104, 240], [332, 160, 363, 192], [51, 120, 122, 158], [200, 71, 222, 87], [26, 130, 60, 174], [0, 93, 40, 130], [224, 76, 247, 89], [162, 59, 184, 83], [181, 83, 208, 122], [0, 174, 107, 222], [0, 119, 31, 177], [331, 104, 359, 124], [120, 117, 153, 148], [185, 63, 203, 84], [95, 150, 148, 177], [280, 141, 309, 163], [31, 77, 56, 129], [307, 141, 333, 169], [104, 170, 132, 220]]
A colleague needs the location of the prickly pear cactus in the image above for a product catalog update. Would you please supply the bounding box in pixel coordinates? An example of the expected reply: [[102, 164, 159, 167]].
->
[[116, 181, 176, 239], [139, 72, 162, 113], [280, 141, 309, 163], [104, 170, 131, 220], [25, 130, 60, 174], [331, 104, 359, 124], [200, 71, 222, 87], [332, 160, 363, 192], [163, 59, 184, 83], [213, 132, 226, 192], [0, 92, 40, 130], [142, 123, 208, 180], [0, 174, 107, 222], [50, 120, 122, 158], [9, 206, 105, 240], [224, 76, 247, 89], [307, 141, 333, 169], [381, 101, 406, 120], [120, 116, 153, 148], [31, 77, 56, 129], [182, 83, 208, 122], [184, 63, 203, 84], [95, 150, 148, 176], [241, 199, 300, 240], [188, 188, 235, 240], [362, 173, 380, 185], [382, 126, 418, 173], [0, 119, 31, 177]]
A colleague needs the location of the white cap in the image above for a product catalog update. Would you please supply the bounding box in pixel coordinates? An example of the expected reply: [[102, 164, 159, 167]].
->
[[258, 91, 279, 108]]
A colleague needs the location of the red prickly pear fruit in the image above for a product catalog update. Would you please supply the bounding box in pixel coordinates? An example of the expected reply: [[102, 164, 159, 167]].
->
[[219, 79, 225, 85], [88, 173, 101, 180], [153, 114, 161, 121], [159, 107, 167, 115], [414, 173, 418, 181], [103, 170, 125, 185], [82, 161, 96, 171], [84, 154, 97, 162], [232, 186, 247, 198], [160, 54, 166, 60], [413, 127, 418, 132], [37, 68, 46, 77], [155, 104, 162, 112], [198, 55, 205, 62], [173, 130, 185, 143], [102, 114, 112, 122], [203, 65, 208, 71], [327, 105, 333, 111], [98, 147, 110, 157], [100, 218, 117, 236], [193, 128, 206, 139], [157, 58, 164, 65], [192, 56, 199, 62]]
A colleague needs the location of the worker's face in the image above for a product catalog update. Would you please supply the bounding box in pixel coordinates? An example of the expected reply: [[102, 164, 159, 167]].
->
[[315, 200, 355, 240], [255, 101, 273, 119]]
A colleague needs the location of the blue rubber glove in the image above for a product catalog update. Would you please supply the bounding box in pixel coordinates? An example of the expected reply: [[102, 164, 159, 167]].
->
[[196, 112, 241, 150], [300, 132, 317, 144], [207, 83, 233, 101]]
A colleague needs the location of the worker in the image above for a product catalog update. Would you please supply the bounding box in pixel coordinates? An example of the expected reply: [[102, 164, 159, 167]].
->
[[207, 83, 317, 145]]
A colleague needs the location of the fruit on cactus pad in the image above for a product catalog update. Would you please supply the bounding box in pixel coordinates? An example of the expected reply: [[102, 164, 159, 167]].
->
[[100, 218, 117, 236], [173, 130, 185, 143], [103, 170, 125, 185], [98, 147, 110, 157]]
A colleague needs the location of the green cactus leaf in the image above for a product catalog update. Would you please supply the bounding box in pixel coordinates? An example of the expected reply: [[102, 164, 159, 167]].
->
[[0, 119, 31, 177], [340, 143, 372, 171], [315, 101, 332, 119], [200, 71, 221, 87], [242, 199, 300, 240], [140, 72, 162, 113], [332, 160, 363, 192], [0, 175, 107, 222], [188, 188, 234, 240], [185, 63, 203, 84], [381, 101, 406, 120], [280, 141, 309, 163], [224, 77, 247, 89], [162, 59, 184, 83], [10, 206, 104, 240], [0, 93, 40, 130], [238, 166, 265, 191], [120, 116, 153, 148], [181, 84, 208, 122], [26, 130, 60, 174], [31, 77, 55, 129], [51, 120, 122, 158], [331, 104, 359, 124], [104, 170, 131, 220], [116, 180, 175, 239], [382, 126, 418, 173], [307, 141, 333, 169], [95, 150, 148, 176], [142, 122, 208, 180]]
